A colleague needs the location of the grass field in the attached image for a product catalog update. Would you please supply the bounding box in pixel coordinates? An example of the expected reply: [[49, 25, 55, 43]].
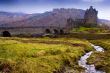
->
[[0, 37, 92, 73], [87, 39, 110, 73], [70, 27, 110, 34]]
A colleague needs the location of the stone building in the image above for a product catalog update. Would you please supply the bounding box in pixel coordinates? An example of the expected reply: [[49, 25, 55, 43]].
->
[[0, 6, 98, 37], [67, 6, 98, 29], [84, 6, 98, 27]]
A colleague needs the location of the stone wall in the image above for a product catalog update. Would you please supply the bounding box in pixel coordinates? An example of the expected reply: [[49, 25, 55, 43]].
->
[[0, 27, 66, 36]]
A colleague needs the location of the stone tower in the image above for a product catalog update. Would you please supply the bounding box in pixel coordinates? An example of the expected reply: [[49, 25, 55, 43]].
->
[[67, 18, 73, 29], [84, 6, 98, 27]]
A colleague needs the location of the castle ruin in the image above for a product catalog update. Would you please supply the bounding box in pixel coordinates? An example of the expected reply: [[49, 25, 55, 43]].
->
[[67, 6, 98, 29], [0, 6, 98, 37], [84, 6, 98, 27]]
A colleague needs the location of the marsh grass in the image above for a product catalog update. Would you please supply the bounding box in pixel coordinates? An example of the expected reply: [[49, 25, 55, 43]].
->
[[0, 37, 92, 73], [87, 39, 110, 73]]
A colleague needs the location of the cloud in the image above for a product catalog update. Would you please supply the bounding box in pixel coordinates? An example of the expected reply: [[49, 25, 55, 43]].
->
[[82, 0, 104, 2]]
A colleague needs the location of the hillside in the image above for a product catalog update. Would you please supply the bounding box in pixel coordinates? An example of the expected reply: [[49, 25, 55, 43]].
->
[[0, 8, 85, 27], [0, 12, 34, 25], [98, 19, 110, 28], [0, 8, 110, 28]]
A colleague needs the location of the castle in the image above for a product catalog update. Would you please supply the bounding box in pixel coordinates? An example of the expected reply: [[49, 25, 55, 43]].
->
[[84, 6, 98, 27], [0, 6, 98, 37], [67, 6, 98, 30]]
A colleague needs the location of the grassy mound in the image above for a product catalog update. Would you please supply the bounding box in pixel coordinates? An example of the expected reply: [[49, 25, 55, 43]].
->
[[0, 37, 92, 73]]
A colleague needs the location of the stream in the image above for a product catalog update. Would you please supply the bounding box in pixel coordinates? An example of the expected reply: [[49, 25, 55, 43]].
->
[[65, 44, 105, 73], [78, 44, 105, 73]]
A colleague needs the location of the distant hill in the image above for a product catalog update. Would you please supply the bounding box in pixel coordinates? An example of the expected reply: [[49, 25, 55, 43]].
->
[[0, 8, 85, 27], [98, 19, 110, 28], [0, 8, 110, 28], [0, 11, 34, 24]]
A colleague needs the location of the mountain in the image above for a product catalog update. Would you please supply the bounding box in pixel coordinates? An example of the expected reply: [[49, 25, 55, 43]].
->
[[98, 19, 110, 28], [0, 8, 85, 27], [0, 8, 110, 28], [0, 11, 34, 24]]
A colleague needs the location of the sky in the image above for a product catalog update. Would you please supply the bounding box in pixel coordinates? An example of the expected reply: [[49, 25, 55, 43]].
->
[[0, 0, 110, 20]]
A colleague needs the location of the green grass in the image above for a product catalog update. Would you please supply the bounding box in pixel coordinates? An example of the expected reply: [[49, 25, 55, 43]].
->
[[70, 26, 110, 34], [87, 39, 110, 73], [0, 37, 92, 73]]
